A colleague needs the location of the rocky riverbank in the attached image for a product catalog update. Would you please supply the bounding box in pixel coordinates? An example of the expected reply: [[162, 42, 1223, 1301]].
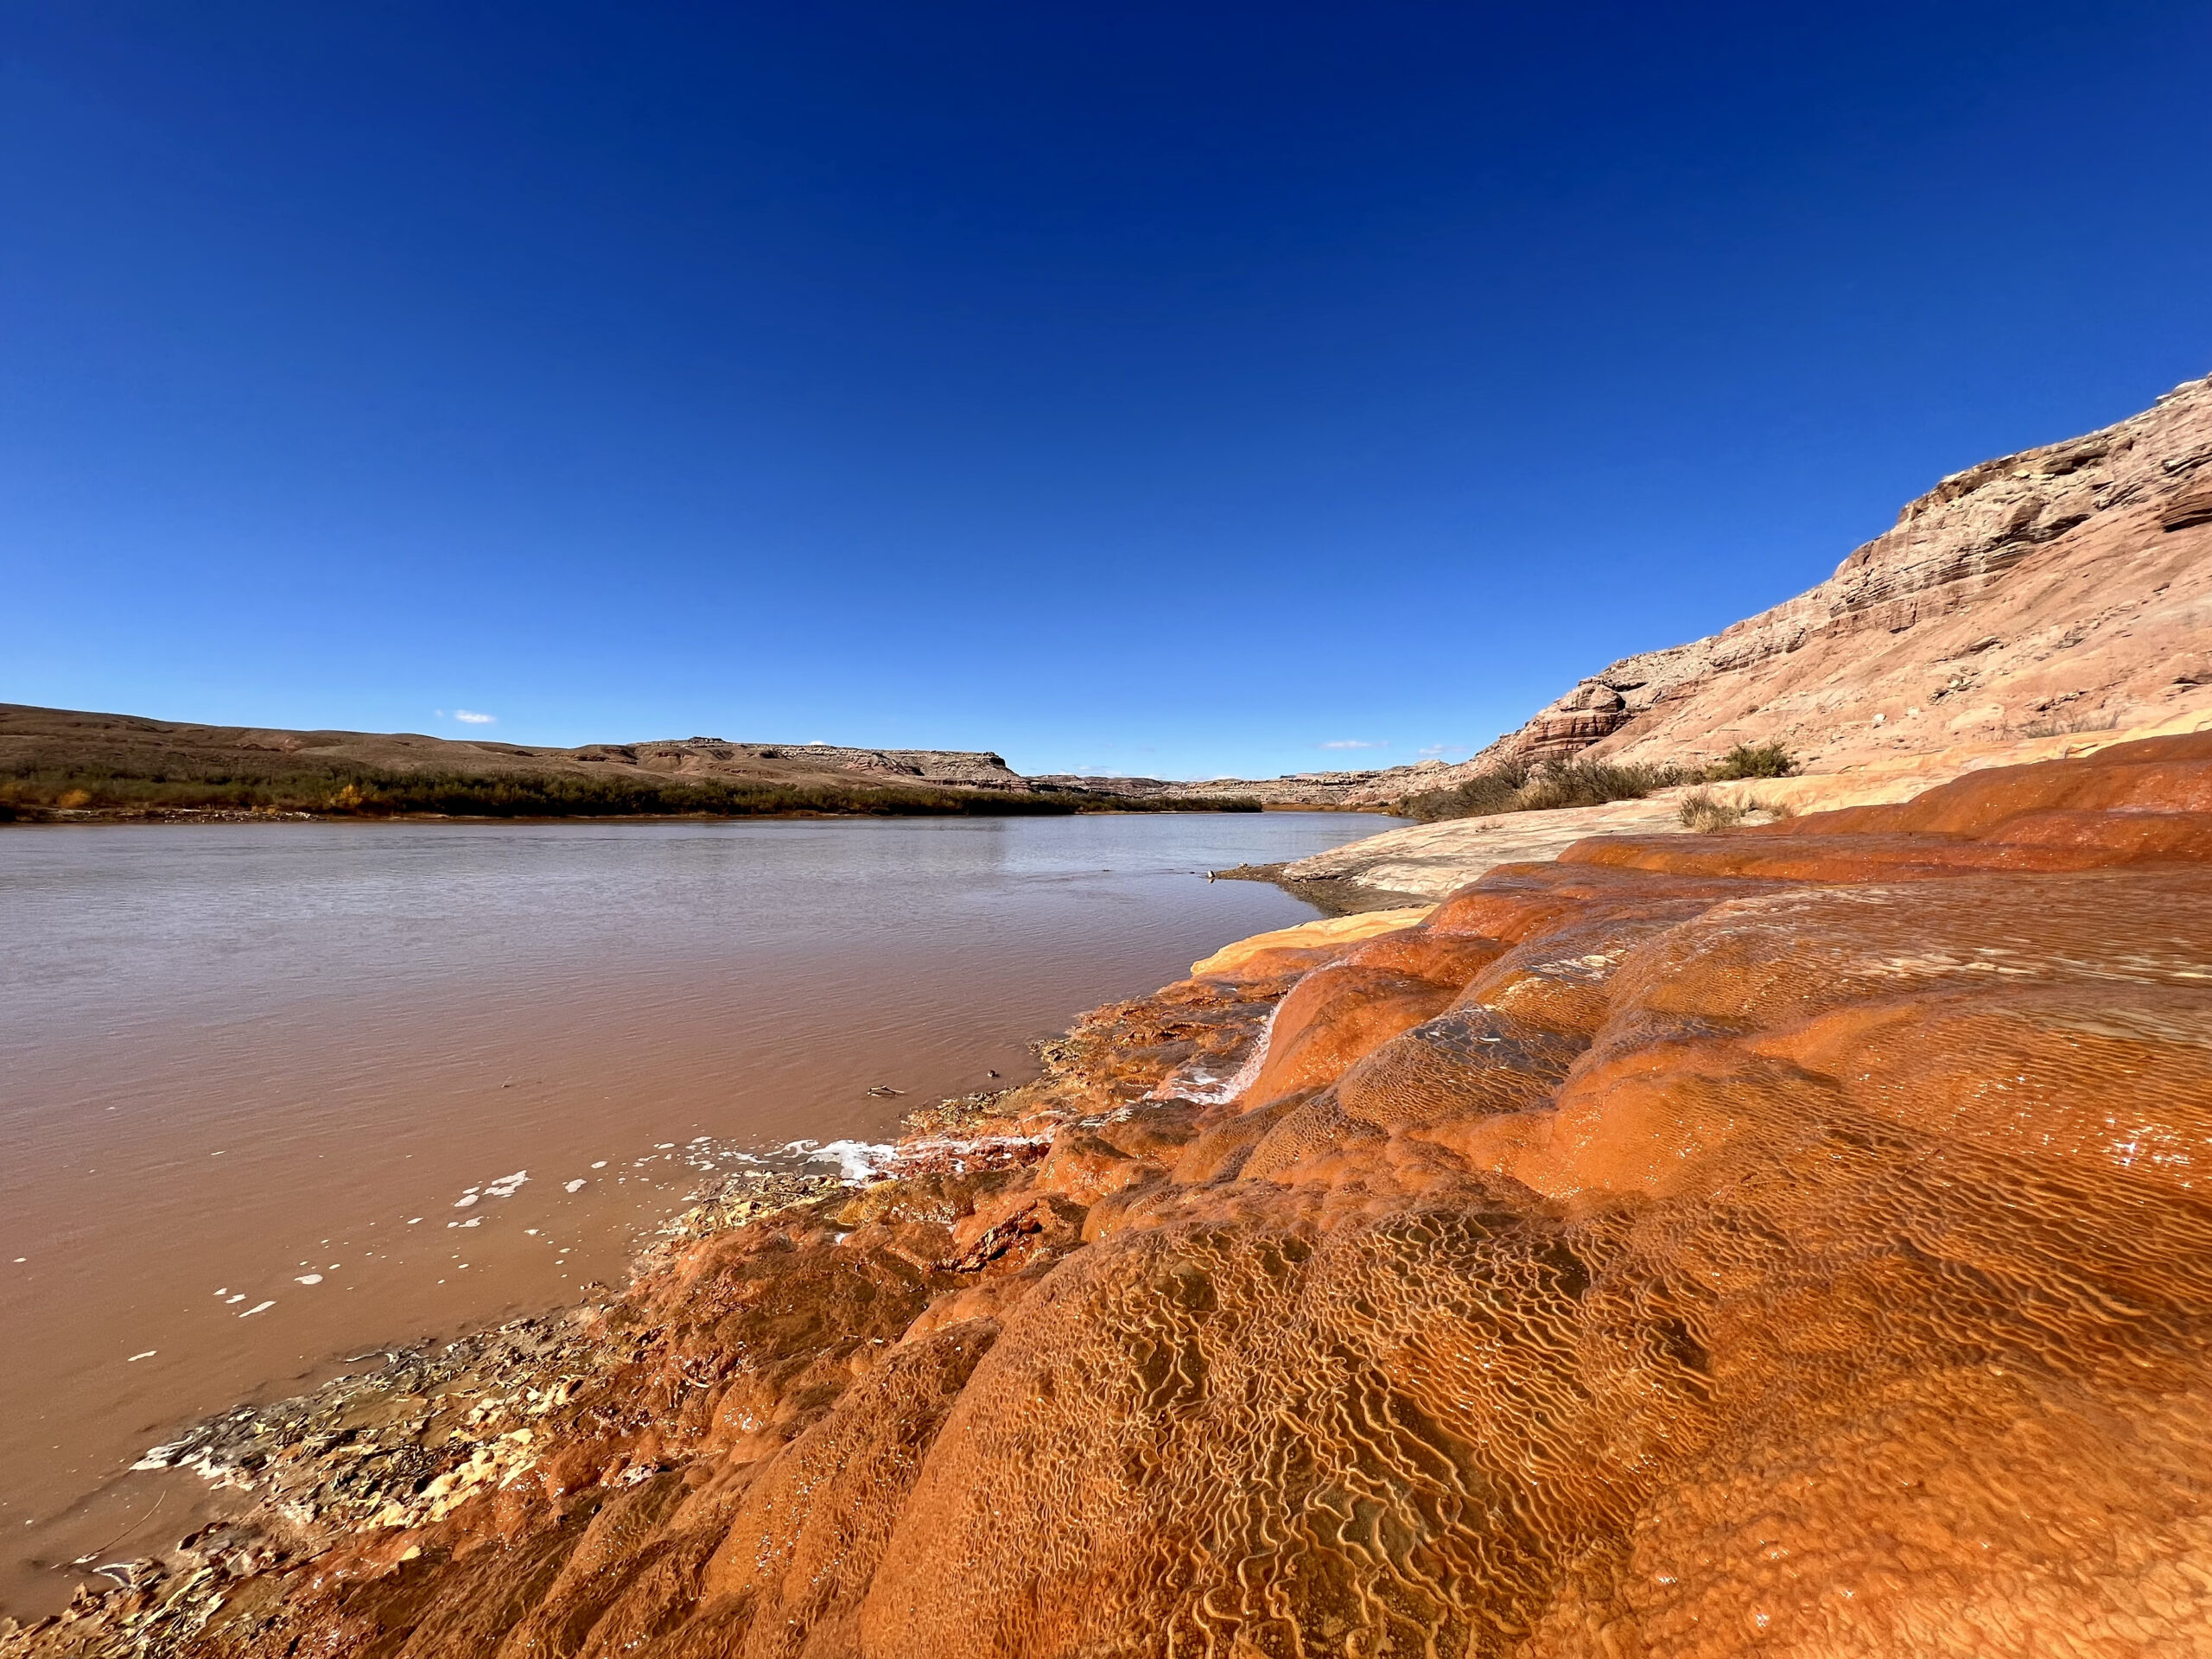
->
[[12, 728, 2212, 1657], [1274, 706, 2212, 906]]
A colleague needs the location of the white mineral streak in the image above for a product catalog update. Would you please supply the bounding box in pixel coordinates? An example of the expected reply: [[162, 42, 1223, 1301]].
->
[[1152, 1001, 1281, 1106]]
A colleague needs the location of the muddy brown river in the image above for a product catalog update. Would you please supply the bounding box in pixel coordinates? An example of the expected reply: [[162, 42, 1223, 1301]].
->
[[0, 811, 1398, 1616]]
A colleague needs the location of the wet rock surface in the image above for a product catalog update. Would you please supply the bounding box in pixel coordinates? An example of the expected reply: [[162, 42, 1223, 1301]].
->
[[14, 732, 2212, 1657]]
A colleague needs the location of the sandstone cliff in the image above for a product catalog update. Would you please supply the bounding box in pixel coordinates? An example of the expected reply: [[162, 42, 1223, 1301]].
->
[[1065, 372, 2212, 810], [1459, 370, 2212, 778]]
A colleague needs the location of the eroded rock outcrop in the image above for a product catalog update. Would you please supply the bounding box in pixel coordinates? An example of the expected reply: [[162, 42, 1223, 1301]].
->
[[1276, 707, 2212, 906], [1464, 372, 2212, 776], [1039, 375, 2212, 810], [20, 730, 2212, 1658]]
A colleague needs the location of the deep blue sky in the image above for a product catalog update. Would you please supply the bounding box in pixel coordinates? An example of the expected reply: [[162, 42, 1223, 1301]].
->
[[5, 3, 2209, 779]]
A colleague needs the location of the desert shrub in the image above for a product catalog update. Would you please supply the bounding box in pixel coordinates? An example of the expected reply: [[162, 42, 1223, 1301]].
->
[[1392, 762, 1526, 823], [1393, 761, 1533, 822], [2015, 713, 2120, 739], [1516, 759, 1685, 811], [1677, 789, 1747, 833], [1394, 756, 1688, 823], [1703, 741, 1797, 780]]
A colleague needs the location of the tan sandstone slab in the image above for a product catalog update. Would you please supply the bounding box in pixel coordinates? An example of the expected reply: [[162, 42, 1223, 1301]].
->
[[1281, 796, 1693, 900], [1190, 906, 1434, 978], [1289, 708, 2212, 901]]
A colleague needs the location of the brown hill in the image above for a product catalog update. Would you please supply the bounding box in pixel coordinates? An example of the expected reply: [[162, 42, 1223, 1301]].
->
[[0, 703, 1028, 792], [0, 705, 1166, 818]]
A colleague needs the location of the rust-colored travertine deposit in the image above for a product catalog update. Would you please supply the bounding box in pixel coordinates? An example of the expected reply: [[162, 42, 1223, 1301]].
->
[[19, 733, 2212, 1658]]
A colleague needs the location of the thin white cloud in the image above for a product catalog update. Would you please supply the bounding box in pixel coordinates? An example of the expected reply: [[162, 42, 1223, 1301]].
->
[[1319, 739, 1385, 750], [453, 709, 496, 725]]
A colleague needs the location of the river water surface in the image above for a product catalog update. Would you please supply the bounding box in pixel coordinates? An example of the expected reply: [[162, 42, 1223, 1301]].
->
[[0, 811, 1397, 1613]]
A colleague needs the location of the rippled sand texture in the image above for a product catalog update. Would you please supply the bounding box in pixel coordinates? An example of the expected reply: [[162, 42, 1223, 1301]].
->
[[36, 731, 2212, 1659]]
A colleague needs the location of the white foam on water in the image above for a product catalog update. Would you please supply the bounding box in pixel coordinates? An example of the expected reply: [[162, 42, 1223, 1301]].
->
[[483, 1170, 528, 1198], [564, 1179, 586, 1192], [453, 1193, 480, 1209], [786, 1139, 896, 1181], [294, 1274, 322, 1285], [238, 1301, 274, 1318]]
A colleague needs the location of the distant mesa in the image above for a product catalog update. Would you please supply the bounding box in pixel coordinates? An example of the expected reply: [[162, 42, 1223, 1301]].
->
[[0, 708, 1243, 819], [6, 707, 1116, 817]]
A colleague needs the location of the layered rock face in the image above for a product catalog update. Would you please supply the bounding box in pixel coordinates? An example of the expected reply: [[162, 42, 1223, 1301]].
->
[[1473, 372, 2212, 775], [34, 731, 2212, 1659], [1039, 376, 2212, 809]]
